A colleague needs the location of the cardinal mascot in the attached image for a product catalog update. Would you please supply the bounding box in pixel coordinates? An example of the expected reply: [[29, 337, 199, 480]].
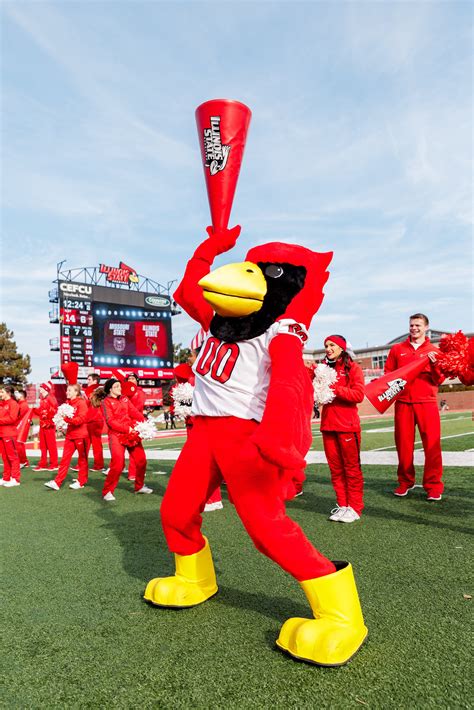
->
[[144, 225, 368, 666]]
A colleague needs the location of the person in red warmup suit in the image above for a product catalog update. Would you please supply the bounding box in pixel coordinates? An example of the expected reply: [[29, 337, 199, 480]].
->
[[32, 382, 58, 471], [15, 390, 30, 468], [125, 373, 146, 482], [385, 313, 444, 501], [84, 373, 105, 472], [0, 385, 21, 487], [44, 384, 89, 491], [320, 335, 365, 523], [144, 226, 368, 667], [91, 379, 152, 501]]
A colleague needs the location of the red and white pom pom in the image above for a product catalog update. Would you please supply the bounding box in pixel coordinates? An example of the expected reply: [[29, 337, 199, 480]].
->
[[172, 382, 194, 419], [313, 364, 337, 405], [134, 418, 158, 441], [53, 403, 75, 431], [437, 331, 471, 379]]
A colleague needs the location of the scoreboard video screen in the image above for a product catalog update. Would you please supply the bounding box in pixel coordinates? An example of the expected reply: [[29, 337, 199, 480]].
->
[[58, 281, 174, 380]]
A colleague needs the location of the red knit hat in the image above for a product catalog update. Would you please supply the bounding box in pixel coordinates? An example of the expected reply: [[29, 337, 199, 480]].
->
[[40, 381, 52, 393], [324, 334, 347, 350]]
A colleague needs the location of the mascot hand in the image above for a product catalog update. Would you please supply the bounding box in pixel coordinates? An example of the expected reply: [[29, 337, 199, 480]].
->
[[251, 431, 306, 471], [205, 225, 241, 255]]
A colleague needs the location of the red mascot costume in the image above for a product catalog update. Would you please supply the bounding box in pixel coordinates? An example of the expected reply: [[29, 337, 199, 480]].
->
[[144, 226, 368, 666]]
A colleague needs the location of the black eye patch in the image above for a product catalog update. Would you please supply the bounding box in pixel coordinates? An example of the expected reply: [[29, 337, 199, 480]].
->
[[264, 264, 284, 279]]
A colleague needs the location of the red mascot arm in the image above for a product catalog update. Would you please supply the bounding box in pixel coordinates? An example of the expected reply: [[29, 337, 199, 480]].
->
[[173, 225, 241, 329], [251, 334, 312, 470], [334, 364, 365, 403]]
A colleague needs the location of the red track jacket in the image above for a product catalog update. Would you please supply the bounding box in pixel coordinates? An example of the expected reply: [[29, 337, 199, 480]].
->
[[320, 360, 365, 432], [63, 397, 88, 439], [84, 385, 104, 425], [129, 387, 146, 414], [0, 399, 20, 437], [33, 394, 58, 429], [101, 396, 144, 435], [384, 338, 444, 403]]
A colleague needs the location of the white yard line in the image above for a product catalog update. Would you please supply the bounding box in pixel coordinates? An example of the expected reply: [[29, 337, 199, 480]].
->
[[372, 431, 474, 451]]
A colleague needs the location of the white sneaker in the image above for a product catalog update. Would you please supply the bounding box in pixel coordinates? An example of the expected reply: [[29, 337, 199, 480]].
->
[[328, 505, 347, 521], [44, 480, 60, 491], [103, 492, 115, 501], [0, 478, 6, 486], [69, 481, 84, 489], [103, 468, 110, 476], [155, 470, 168, 476], [4, 479, 20, 488], [427, 493, 442, 501], [204, 501, 224, 512], [20, 462, 28, 468], [339, 506, 360, 523], [136, 485, 153, 494]]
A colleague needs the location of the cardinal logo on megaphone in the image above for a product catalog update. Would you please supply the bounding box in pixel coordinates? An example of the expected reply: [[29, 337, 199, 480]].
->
[[203, 116, 231, 175], [378, 378, 408, 403]]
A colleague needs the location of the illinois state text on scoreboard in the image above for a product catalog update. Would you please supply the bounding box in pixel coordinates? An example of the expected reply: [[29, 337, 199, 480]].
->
[[58, 281, 174, 379]]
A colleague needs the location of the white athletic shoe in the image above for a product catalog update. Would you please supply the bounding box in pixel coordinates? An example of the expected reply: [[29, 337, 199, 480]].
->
[[20, 462, 29, 468], [427, 493, 443, 501], [136, 485, 153, 494], [328, 505, 347, 521], [103, 492, 115, 501], [204, 501, 224, 512], [44, 480, 60, 491], [339, 506, 360, 523], [0, 478, 6, 486], [4, 479, 20, 488], [69, 481, 84, 490], [155, 470, 168, 476], [103, 468, 110, 476]]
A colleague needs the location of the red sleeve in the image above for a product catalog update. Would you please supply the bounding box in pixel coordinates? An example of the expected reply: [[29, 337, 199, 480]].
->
[[0, 400, 20, 425], [384, 346, 398, 374], [101, 399, 130, 434], [251, 334, 312, 470], [47, 395, 58, 413], [334, 363, 365, 403], [127, 399, 145, 423], [173, 227, 241, 329]]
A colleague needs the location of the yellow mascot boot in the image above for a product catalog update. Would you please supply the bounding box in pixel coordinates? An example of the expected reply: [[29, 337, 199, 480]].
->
[[144, 537, 218, 608], [276, 561, 367, 666]]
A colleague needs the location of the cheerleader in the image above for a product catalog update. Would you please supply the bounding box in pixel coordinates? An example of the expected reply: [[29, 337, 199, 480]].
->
[[32, 382, 58, 471], [15, 390, 30, 468], [92, 379, 152, 501], [0, 385, 21, 487], [44, 384, 89, 491], [125, 373, 146, 482], [320, 335, 365, 523]]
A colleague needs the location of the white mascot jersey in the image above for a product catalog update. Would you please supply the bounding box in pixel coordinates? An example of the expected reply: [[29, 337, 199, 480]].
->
[[191, 319, 308, 422]]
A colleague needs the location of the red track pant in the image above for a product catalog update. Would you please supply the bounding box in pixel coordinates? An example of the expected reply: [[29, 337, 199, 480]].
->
[[38, 428, 58, 468], [394, 401, 443, 496], [0, 437, 21, 482], [161, 416, 335, 581], [17, 442, 29, 465], [322, 431, 364, 515], [55, 438, 89, 487], [86, 422, 104, 470], [102, 434, 146, 495]]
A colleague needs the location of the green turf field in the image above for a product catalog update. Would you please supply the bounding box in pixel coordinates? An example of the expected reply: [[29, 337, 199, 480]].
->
[[1, 442, 473, 707]]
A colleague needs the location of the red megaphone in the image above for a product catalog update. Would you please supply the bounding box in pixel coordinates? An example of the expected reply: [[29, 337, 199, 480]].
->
[[195, 99, 252, 231], [365, 355, 429, 414], [16, 409, 33, 444], [61, 361, 79, 385]]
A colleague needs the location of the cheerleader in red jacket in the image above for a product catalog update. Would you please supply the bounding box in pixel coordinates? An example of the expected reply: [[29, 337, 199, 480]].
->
[[125, 373, 146, 482], [320, 336, 365, 523], [44, 384, 89, 491], [92, 379, 152, 501], [32, 382, 58, 471], [84, 373, 105, 471], [15, 390, 30, 468], [0, 385, 21, 487]]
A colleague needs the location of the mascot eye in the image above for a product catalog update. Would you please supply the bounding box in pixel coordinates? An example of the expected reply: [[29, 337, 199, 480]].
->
[[265, 265, 284, 279]]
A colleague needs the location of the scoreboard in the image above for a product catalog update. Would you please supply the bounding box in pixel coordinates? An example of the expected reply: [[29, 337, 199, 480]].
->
[[58, 281, 174, 380]]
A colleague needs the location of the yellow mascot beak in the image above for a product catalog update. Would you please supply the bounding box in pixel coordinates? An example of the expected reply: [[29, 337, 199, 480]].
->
[[198, 262, 267, 317]]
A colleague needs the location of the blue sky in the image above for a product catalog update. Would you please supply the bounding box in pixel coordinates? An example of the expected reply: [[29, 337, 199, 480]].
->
[[1, 1, 472, 382]]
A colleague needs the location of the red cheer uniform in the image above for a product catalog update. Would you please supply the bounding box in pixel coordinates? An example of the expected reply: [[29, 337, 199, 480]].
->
[[320, 360, 365, 515], [127, 386, 146, 481], [160, 234, 336, 582], [84, 385, 105, 470], [17, 399, 30, 466], [101, 396, 147, 495], [55, 397, 89, 487], [33, 394, 59, 469], [385, 337, 445, 496], [0, 398, 21, 482]]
